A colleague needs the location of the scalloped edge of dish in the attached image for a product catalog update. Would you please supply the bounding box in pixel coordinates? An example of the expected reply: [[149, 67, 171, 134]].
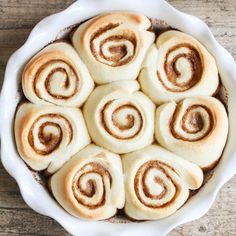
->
[[1, 0, 236, 235]]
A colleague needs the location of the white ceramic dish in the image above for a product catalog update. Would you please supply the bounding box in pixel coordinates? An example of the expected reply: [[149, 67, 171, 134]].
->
[[1, 0, 236, 235]]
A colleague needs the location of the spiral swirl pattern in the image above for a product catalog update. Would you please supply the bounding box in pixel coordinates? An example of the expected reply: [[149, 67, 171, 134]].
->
[[170, 105, 214, 141], [22, 42, 94, 107], [101, 100, 143, 140], [90, 23, 137, 67], [14, 103, 90, 173], [72, 162, 112, 209], [72, 12, 155, 84], [28, 114, 73, 155], [155, 97, 228, 169], [83, 81, 155, 154], [123, 145, 203, 220], [157, 44, 203, 92], [50, 145, 125, 220], [134, 160, 179, 208], [33, 58, 79, 99], [139, 30, 219, 104]]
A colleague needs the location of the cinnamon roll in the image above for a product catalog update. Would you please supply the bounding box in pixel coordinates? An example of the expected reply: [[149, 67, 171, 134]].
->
[[83, 81, 155, 154], [50, 144, 125, 220], [22, 42, 94, 107], [72, 12, 155, 84], [122, 145, 203, 220], [14, 103, 90, 173], [139, 30, 219, 104], [155, 97, 228, 170]]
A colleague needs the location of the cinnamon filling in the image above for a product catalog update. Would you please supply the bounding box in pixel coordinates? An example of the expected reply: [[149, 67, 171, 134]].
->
[[101, 102, 143, 139], [134, 160, 180, 208], [72, 162, 112, 209], [170, 104, 214, 141], [34, 59, 79, 100], [28, 114, 73, 155], [90, 23, 137, 66], [157, 44, 203, 92]]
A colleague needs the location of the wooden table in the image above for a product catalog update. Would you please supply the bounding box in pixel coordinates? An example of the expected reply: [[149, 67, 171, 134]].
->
[[0, 0, 235, 235]]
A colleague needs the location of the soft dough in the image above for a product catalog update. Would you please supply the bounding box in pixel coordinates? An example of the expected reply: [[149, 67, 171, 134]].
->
[[139, 30, 219, 104], [50, 144, 125, 220], [83, 81, 155, 154], [155, 96, 228, 170], [22, 42, 94, 107], [122, 144, 203, 220], [72, 12, 155, 84], [14, 103, 90, 173]]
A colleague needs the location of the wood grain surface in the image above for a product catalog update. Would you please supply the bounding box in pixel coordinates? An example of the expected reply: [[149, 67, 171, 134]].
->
[[0, 0, 235, 235]]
